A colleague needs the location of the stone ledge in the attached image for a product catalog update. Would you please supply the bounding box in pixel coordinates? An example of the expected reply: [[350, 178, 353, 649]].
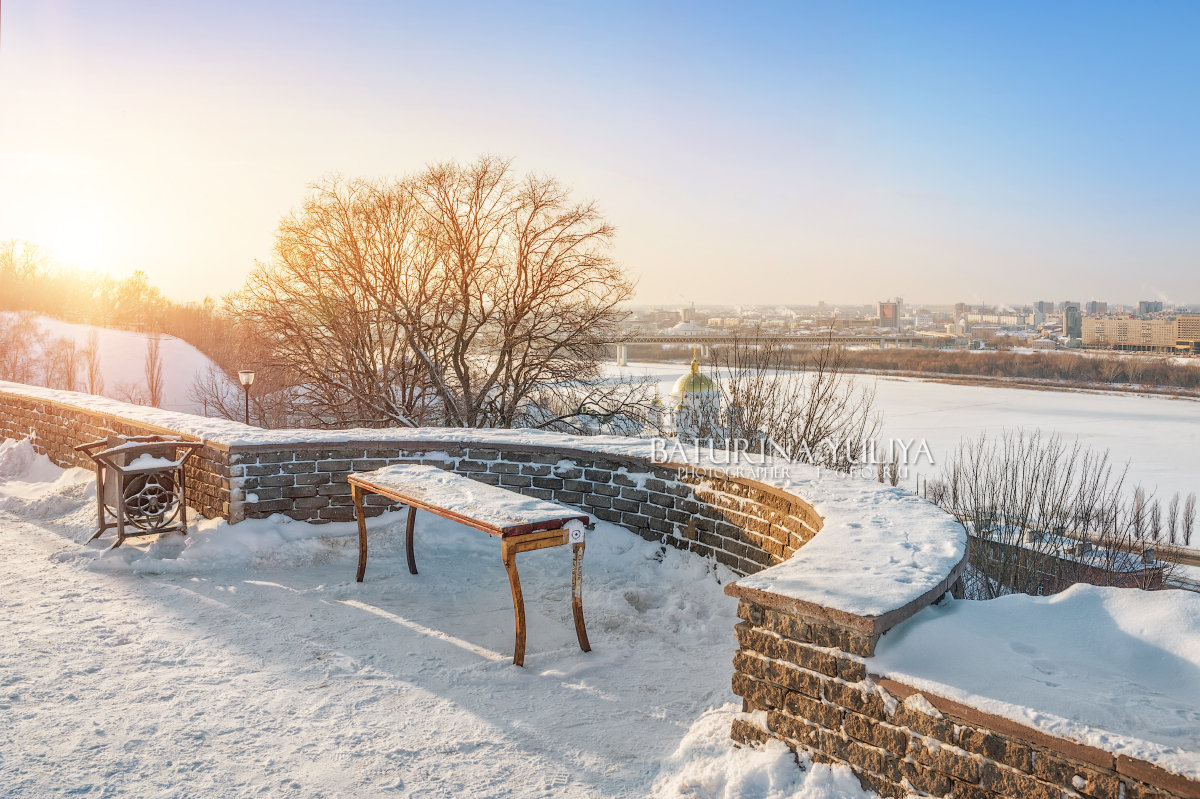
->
[[726, 556, 969, 637], [872, 676, 1200, 799]]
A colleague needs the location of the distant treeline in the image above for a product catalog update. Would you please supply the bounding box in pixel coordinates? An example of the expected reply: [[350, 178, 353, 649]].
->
[[629, 342, 1200, 393], [835, 348, 1200, 392], [0, 241, 237, 371]]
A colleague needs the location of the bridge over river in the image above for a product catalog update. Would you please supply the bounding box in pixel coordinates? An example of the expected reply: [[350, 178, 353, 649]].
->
[[608, 331, 959, 363]]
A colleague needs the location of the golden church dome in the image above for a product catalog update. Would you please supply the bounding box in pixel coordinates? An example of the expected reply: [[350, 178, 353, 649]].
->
[[671, 356, 717, 394]]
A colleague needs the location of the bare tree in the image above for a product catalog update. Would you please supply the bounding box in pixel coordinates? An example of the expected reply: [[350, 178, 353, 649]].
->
[[1132, 486, 1147, 540], [42, 337, 80, 391], [1166, 493, 1180, 545], [232, 177, 443, 427], [83, 330, 104, 395], [145, 333, 164, 408], [232, 158, 637, 430], [1184, 493, 1197, 547], [0, 311, 45, 383], [397, 157, 635, 428]]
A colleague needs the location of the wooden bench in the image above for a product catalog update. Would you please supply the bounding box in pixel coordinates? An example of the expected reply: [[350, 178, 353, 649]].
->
[[348, 464, 592, 666]]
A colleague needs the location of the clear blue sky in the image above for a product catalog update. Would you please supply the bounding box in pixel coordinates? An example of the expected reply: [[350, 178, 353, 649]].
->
[[1, 1, 1196, 305]]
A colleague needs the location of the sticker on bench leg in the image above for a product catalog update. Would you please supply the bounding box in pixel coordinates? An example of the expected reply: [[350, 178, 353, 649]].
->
[[567, 520, 586, 543]]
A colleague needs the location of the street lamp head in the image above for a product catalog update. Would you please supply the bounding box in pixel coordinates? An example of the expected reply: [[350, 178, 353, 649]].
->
[[238, 370, 256, 388]]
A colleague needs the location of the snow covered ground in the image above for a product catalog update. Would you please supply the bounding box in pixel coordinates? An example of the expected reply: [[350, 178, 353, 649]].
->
[[0, 438, 873, 798], [610, 362, 1200, 502], [874, 585, 1200, 780], [7, 314, 219, 415]]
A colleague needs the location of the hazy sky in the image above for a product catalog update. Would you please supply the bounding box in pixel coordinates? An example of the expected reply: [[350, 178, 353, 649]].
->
[[1, 1, 1197, 306]]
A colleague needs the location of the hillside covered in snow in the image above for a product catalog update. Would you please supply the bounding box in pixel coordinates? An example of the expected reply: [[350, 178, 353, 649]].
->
[[0, 313, 220, 415]]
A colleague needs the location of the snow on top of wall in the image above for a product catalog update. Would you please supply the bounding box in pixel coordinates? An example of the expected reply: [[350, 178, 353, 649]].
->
[[873, 584, 1200, 781], [0, 379, 966, 621], [0, 379, 257, 439], [730, 473, 965, 619]]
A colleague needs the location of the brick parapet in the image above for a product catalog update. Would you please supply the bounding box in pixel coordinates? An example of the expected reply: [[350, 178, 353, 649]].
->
[[729, 597, 1200, 799], [0, 390, 233, 519], [225, 441, 821, 575]]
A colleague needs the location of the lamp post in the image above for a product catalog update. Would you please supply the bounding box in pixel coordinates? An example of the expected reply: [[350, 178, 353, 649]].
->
[[238, 370, 255, 425]]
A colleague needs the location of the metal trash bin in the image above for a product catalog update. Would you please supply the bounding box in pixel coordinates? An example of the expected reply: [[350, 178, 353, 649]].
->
[[74, 435, 204, 548]]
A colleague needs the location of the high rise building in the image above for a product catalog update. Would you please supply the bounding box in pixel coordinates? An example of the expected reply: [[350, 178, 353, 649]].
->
[[1085, 301, 1108, 315], [1034, 301, 1054, 314], [1063, 306, 1083, 338], [1137, 300, 1164, 315], [877, 301, 900, 328]]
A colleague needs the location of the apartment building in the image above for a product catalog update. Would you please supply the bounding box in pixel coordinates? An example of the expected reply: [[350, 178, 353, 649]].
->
[[1082, 314, 1200, 353]]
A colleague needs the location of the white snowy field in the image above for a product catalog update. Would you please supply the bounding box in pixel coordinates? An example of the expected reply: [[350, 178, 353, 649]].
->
[[610, 362, 1200, 502], [0, 438, 872, 799], [6, 314, 219, 415]]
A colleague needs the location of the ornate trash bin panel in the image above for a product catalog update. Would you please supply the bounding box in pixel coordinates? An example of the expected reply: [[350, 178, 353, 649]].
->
[[75, 435, 203, 548]]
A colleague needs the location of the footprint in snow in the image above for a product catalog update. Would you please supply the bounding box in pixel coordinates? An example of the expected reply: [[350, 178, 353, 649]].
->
[[1009, 641, 1038, 656]]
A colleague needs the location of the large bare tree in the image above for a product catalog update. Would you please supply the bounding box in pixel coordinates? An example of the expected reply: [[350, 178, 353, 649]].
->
[[230, 157, 635, 429], [231, 178, 429, 427]]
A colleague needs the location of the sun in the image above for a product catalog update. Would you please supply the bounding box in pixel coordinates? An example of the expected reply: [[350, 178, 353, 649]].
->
[[46, 204, 119, 277]]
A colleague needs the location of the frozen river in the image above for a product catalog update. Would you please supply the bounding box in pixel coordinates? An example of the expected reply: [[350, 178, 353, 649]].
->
[[610, 362, 1200, 502]]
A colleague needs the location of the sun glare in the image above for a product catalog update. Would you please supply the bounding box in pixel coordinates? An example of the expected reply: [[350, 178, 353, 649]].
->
[[45, 205, 119, 277]]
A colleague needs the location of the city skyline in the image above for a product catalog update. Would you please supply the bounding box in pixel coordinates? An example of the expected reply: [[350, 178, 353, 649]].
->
[[1, 1, 1198, 305]]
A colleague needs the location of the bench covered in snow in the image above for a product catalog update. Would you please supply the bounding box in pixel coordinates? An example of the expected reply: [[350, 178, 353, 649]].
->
[[348, 463, 592, 666]]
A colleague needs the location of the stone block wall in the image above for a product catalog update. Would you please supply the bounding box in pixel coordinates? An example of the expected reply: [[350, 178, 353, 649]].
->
[[729, 596, 1200, 799], [230, 442, 822, 577], [0, 391, 233, 519]]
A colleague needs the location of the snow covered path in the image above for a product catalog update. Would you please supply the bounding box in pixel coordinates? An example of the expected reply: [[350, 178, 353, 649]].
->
[[0, 440, 872, 798]]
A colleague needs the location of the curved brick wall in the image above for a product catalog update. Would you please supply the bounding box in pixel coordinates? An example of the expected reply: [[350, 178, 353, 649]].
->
[[229, 440, 821, 576], [3, 382, 1196, 799]]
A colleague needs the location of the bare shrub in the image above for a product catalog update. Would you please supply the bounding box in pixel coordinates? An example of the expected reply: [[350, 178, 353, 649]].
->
[[704, 331, 880, 473], [929, 430, 1176, 598]]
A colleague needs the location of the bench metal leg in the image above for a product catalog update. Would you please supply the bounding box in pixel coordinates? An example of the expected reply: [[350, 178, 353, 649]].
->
[[354, 484, 368, 582], [405, 506, 418, 575], [501, 540, 527, 667], [571, 540, 591, 653]]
